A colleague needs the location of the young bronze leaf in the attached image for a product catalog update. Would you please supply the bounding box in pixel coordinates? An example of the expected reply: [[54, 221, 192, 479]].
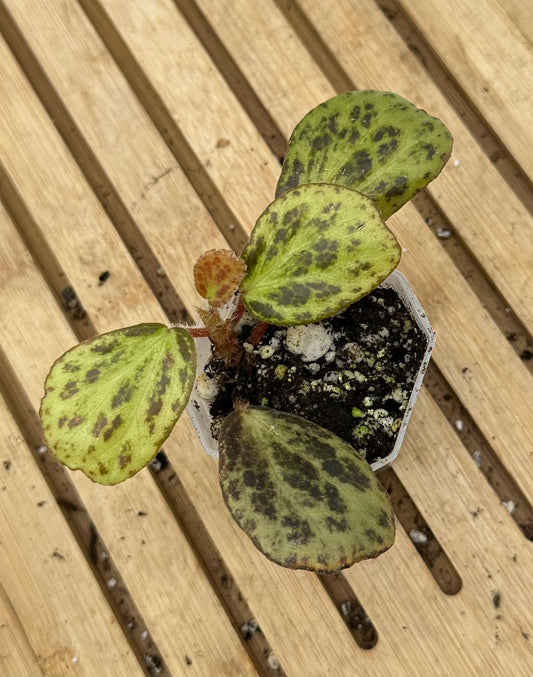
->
[[276, 90, 453, 219], [39, 324, 196, 485], [219, 406, 395, 572], [193, 249, 246, 308], [239, 183, 400, 325]]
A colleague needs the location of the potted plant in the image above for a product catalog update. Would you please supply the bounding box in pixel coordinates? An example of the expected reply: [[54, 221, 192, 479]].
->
[[39, 90, 452, 573]]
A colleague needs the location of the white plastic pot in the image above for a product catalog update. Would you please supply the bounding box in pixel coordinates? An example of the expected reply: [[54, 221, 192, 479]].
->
[[186, 271, 435, 471]]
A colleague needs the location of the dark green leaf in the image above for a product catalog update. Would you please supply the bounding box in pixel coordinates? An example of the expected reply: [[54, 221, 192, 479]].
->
[[277, 90, 453, 219], [40, 324, 196, 485], [219, 406, 395, 572], [239, 183, 400, 325]]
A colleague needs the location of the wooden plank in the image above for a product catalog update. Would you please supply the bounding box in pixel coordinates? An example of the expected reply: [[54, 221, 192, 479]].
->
[[396, 0, 533, 182], [0, 0, 231, 321], [491, 0, 533, 46], [0, 36, 258, 676], [95, 0, 533, 504], [0, 207, 257, 677], [93, 0, 280, 221], [346, 390, 533, 675], [0, 582, 43, 677], [0, 395, 143, 677]]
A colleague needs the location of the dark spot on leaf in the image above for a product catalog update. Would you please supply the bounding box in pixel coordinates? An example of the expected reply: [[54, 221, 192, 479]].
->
[[307, 281, 342, 299], [274, 228, 289, 244], [282, 515, 313, 545], [283, 207, 299, 225], [378, 509, 392, 528], [124, 325, 159, 337], [327, 114, 339, 134], [278, 158, 305, 195], [60, 381, 79, 400], [326, 515, 348, 532], [178, 366, 191, 389], [324, 482, 347, 513], [92, 413, 108, 438], [377, 139, 399, 161], [350, 105, 361, 121], [312, 134, 331, 150], [68, 415, 84, 428], [112, 383, 134, 408], [271, 283, 311, 307], [385, 176, 408, 197], [362, 112, 373, 128], [118, 454, 131, 468], [85, 368, 100, 384], [90, 339, 119, 354], [349, 128, 360, 144], [365, 528, 384, 545], [176, 332, 194, 362], [103, 415, 122, 441]]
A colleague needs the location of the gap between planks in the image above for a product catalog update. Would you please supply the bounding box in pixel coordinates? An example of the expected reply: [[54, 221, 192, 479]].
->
[[0, 0, 189, 326], [76, 0, 249, 254], [377, 0, 533, 220], [2, 0, 528, 672]]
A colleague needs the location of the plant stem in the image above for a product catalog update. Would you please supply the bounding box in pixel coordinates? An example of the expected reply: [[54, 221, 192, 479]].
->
[[230, 297, 245, 326], [185, 327, 211, 338], [248, 321, 269, 346]]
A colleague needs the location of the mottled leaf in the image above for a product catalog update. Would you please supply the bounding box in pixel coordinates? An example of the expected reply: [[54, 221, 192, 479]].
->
[[193, 249, 246, 308], [239, 183, 400, 325], [40, 324, 196, 485], [277, 90, 453, 219], [219, 406, 395, 572]]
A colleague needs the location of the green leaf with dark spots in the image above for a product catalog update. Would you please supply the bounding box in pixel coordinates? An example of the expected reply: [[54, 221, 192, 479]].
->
[[239, 183, 400, 325], [277, 90, 453, 219], [40, 324, 196, 485], [219, 406, 395, 572]]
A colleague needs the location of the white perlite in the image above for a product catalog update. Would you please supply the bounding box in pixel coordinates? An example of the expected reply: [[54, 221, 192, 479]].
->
[[285, 323, 333, 362], [409, 528, 428, 544], [196, 372, 219, 402], [502, 499, 516, 514]]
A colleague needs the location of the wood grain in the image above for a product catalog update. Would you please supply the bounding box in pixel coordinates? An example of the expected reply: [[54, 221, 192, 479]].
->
[[397, 0, 533, 182], [0, 394, 143, 677], [0, 0, 532, 674]]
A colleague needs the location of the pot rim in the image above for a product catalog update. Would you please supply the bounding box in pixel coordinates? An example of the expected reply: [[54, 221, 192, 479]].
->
[[186, 270, 435, 471]]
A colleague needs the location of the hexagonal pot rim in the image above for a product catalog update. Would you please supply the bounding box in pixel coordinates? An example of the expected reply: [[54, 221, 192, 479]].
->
[[186, 270, 435, 472]]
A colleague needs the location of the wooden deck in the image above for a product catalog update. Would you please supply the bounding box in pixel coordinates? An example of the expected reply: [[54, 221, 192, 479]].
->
[[1, 1, 532, 675]]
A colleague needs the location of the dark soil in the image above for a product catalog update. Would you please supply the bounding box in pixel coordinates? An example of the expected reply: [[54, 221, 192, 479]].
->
[[206, 287, 427, 466]]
